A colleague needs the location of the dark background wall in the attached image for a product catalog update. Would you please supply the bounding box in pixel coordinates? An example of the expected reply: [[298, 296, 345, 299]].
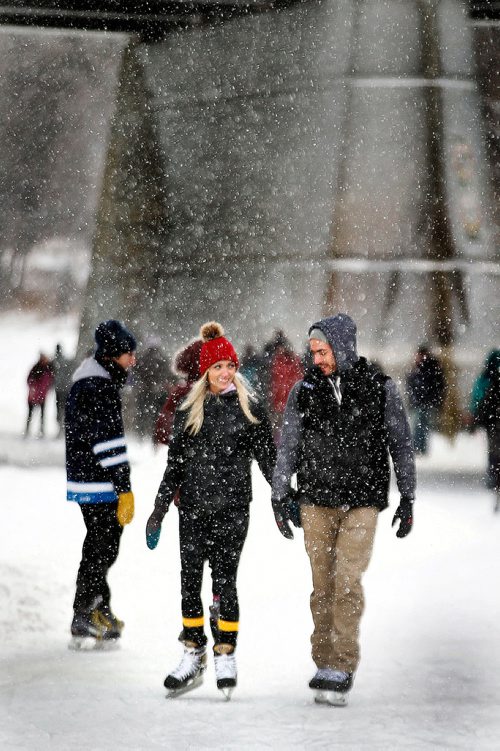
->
[[0, 1, 498, 400], [81, 1, 498, 385]]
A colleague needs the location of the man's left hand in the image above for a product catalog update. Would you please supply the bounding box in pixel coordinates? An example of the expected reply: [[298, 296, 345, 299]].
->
[[392, 497, 414, 538]]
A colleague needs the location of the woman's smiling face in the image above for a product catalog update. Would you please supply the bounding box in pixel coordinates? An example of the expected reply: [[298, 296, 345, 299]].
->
[[207, 359, 237, 394]]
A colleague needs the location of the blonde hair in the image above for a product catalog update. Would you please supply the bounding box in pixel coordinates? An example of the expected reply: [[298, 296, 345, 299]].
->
[[181, 372, 259, 435]]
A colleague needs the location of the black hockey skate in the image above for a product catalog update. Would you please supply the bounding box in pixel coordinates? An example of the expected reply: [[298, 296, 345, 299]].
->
[[93, 604, 124, 639], [213, 644, 237, 700], [68, 606, 123, 651], [164, 642, 207, 697], [309, 669, 353, 707]]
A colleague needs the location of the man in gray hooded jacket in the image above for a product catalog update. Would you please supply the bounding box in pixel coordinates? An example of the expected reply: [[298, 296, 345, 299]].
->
[[271, 313, 415, 704]]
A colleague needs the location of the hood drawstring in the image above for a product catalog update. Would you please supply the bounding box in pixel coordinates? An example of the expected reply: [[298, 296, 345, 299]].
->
[[328, 376, 342, 405]]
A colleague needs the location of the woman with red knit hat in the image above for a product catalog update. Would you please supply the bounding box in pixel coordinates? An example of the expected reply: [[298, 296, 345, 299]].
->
[[146, 322, 276, 699]]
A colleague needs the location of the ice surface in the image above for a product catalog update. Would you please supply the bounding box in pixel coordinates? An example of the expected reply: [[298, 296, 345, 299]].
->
[[1, 312, 499, 750]]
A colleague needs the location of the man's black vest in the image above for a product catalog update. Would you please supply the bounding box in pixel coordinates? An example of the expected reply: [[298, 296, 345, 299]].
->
[[296, 359, 390, 509]]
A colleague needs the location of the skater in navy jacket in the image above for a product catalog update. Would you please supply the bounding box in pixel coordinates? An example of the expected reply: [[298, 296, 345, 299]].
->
[[66, 320, 136, 647]]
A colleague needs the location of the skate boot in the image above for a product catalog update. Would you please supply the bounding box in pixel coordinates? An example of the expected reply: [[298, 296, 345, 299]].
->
[[69, 602, 123, 650], [309, 668, 353, 707], [69, 609, 112, 650], [164, 642, 207, 697], [93, 604, 124, 640], [214, 644, 237, 700]]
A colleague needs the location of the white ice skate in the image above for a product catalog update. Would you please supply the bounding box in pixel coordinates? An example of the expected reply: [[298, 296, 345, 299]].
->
[[164, 642, 207, 698], [214, 646, 237, 700]]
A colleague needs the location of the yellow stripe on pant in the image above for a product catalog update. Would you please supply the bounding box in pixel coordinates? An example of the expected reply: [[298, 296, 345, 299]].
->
[[218, 619, 239, 632], [182, 616, 205, 628]]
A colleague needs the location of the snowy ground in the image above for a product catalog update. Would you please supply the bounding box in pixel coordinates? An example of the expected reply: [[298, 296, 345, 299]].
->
[[1, 312, 500, 750]]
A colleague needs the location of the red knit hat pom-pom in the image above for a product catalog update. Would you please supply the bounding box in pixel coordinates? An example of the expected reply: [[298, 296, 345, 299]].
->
[[199, 321, 239, 375]]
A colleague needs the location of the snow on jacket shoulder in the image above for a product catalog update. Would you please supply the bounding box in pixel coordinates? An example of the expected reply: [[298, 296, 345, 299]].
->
[[65, 357, 131, 504]]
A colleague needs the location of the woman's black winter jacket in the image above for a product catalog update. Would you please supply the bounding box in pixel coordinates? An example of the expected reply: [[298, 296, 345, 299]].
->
[[155, 390, 276, 512]]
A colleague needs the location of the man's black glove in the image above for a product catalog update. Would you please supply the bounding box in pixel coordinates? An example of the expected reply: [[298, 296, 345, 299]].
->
[[271, 497, 294, 539], [286, 489, 302, 529], [391, 497, 414, 538]]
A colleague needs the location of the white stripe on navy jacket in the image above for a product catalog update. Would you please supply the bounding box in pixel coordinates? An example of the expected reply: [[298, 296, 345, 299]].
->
[[65, 357, 131, 504]]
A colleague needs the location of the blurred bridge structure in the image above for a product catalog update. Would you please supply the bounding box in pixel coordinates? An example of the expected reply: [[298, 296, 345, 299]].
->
[[1, 0, 499, 409]]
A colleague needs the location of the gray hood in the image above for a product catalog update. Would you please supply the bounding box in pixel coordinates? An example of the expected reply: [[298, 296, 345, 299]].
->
[[309, 313, 358, 373], [72, 356, 111, 384]]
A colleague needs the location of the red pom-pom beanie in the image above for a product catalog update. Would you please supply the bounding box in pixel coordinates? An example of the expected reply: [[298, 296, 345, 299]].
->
[[199, 322, 239, 375]]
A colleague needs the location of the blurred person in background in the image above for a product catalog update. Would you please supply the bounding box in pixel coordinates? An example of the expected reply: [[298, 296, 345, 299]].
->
[[269, 338, 304, 443], [24, 352, 54, 438], [260, 329, 289, 407], [153, 338, 203, 448], [133, 338, 172, 439], [52, 343, 74, 437], [405, 344, 446, 455], [476, 355, 500, 511], [468, 349, 500, 488], [239, 344, 266, 396]]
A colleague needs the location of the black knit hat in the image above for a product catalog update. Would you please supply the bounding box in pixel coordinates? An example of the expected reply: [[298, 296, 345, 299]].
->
[[95, 320, 137, 358]]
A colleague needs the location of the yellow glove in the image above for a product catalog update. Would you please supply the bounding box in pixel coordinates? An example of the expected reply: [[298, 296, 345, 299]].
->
[[117, 491, 135, 526]]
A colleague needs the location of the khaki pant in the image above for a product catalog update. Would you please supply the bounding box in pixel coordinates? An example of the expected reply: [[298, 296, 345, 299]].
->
[[301, 505, 378, 672]]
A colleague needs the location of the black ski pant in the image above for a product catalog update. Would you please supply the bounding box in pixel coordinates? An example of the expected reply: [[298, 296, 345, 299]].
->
[[73, 502, 123, 614], [179, 505, 249, 649]]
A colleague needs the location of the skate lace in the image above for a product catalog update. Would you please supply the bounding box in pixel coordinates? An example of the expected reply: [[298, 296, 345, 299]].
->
[[214, 652, 237, 681], [171, 649, 203, 681]]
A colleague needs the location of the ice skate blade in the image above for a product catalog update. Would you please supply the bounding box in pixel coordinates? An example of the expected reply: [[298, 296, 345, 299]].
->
[[314, 689, 349, 707], [220, 686, 234, 701], [68, 636, 120, 652], [165, 673, 204, 698]]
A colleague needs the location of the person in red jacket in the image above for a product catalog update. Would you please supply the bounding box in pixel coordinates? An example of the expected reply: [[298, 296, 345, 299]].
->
[[24, 353, 54, 438], [153, 339, 203, 447], [269, 342, 304, 443]]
